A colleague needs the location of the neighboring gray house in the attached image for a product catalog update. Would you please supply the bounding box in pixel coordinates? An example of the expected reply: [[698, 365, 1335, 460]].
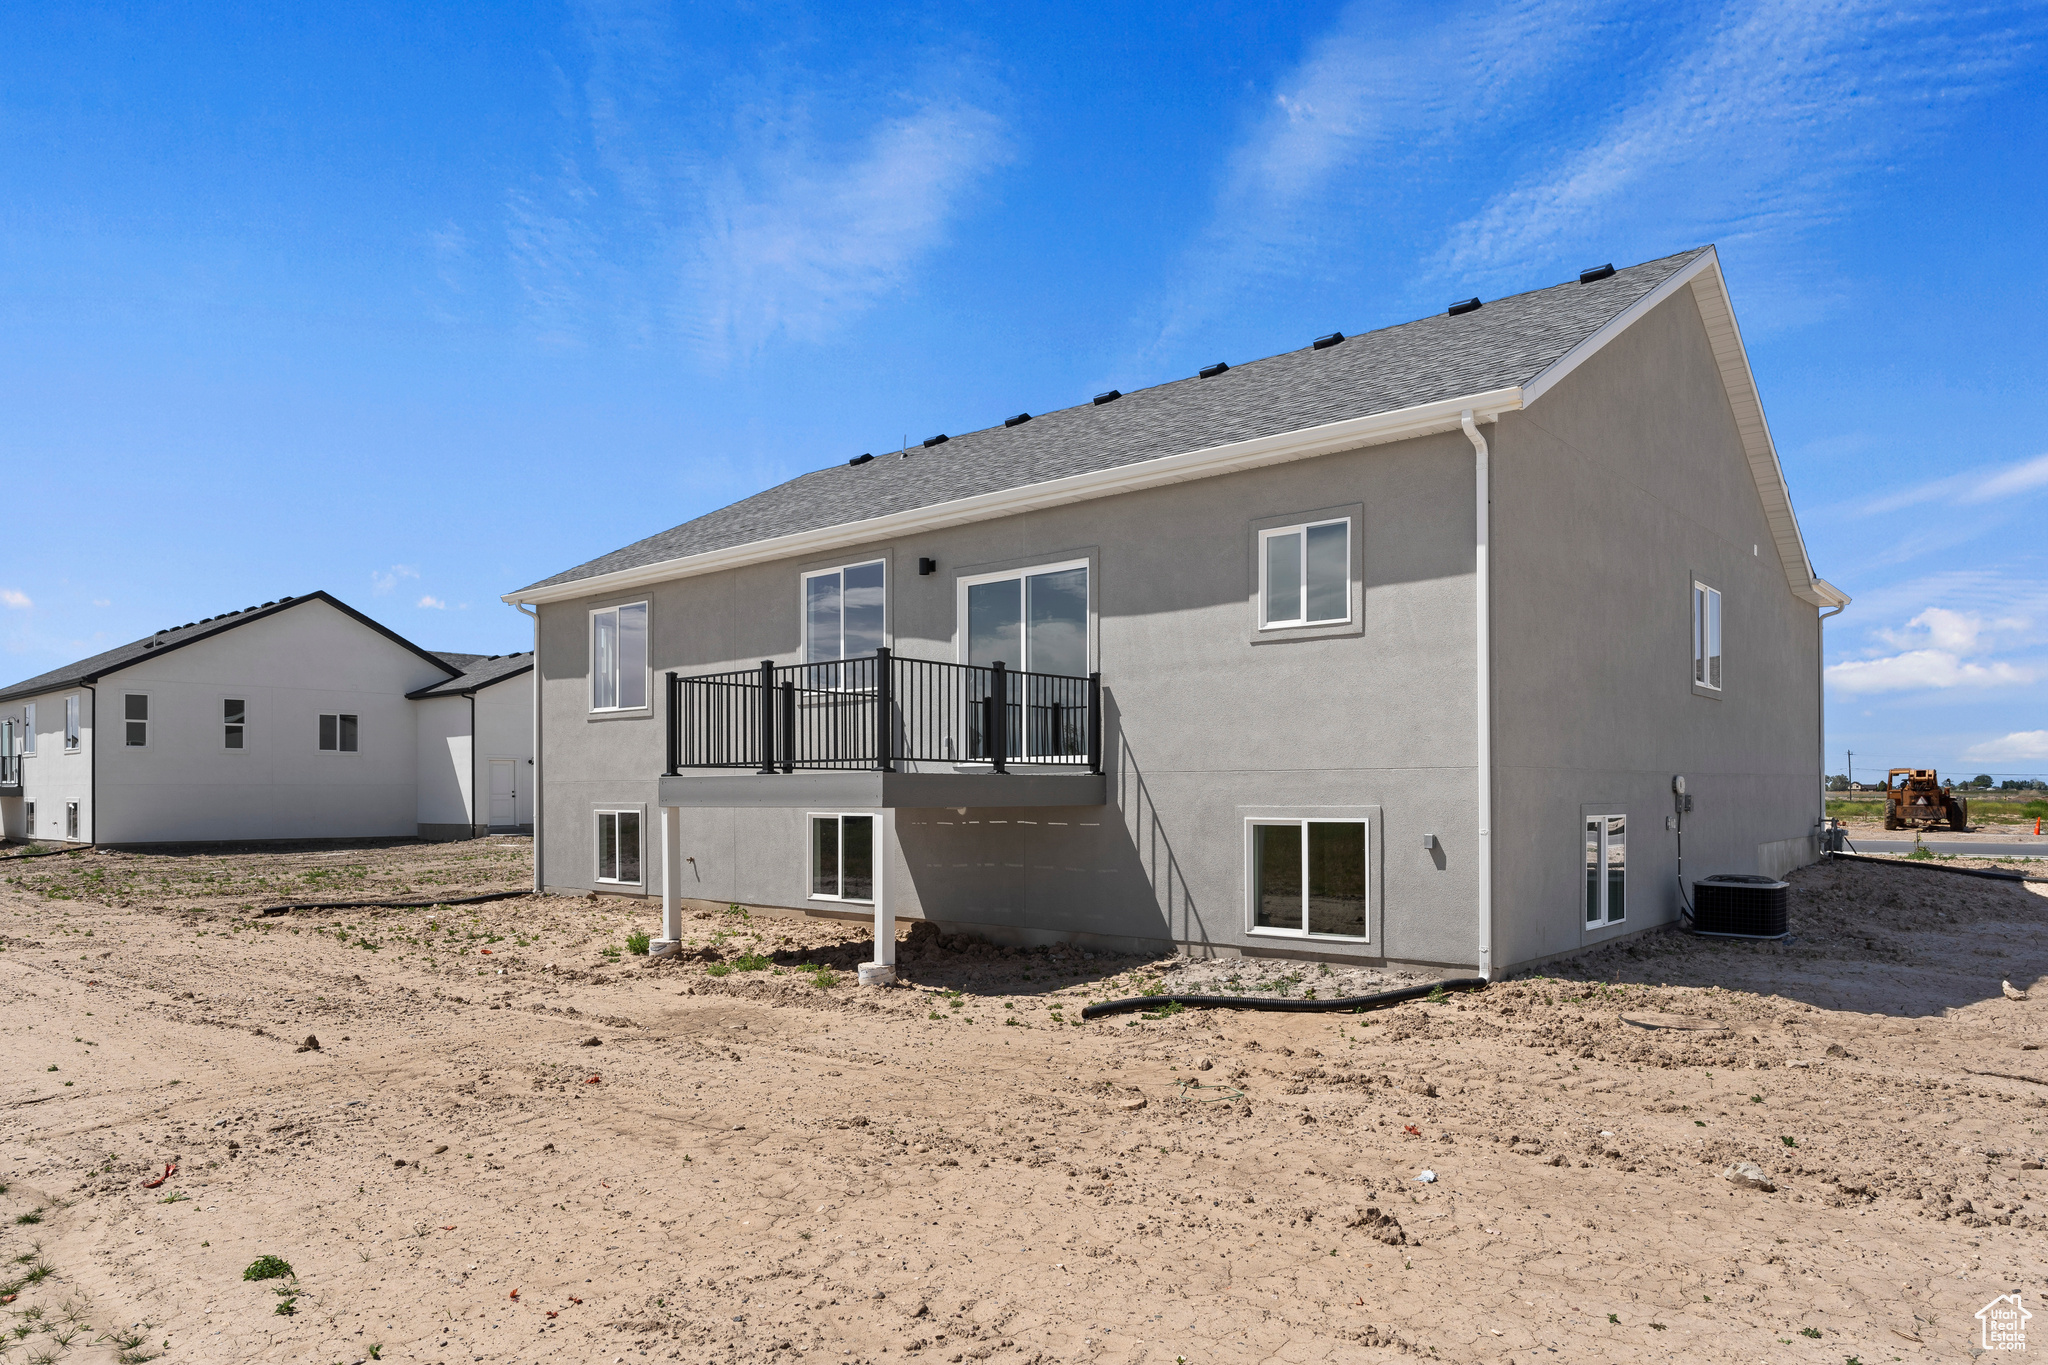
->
[[0, 591, 533, 846], [503, 247, 1847, 977]]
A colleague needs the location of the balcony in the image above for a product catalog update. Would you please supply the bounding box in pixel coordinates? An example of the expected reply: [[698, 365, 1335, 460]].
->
[[658, 648, 1106, 808], [0, 753, 20, 796]]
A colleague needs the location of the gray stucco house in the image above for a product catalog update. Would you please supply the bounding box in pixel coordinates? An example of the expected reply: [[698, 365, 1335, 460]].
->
[[505, 246, 1847, 978]]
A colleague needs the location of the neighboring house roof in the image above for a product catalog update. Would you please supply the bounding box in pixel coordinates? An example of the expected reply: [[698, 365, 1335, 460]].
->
[[407, 652, 535, 699], [507, 246, 1844, 610], [0, 591, 461, 704]]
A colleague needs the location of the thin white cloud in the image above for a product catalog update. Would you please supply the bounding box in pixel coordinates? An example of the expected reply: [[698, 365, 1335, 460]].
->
[[91, 598, 111, 608], [1964, 730, 2048, 763], [1432, 0, 2041, 299], [1853, 451, 2048, 517], [418, 595, 447, 610], [0, 589, 30, 610], [372, 565, 420, 595], [1826, 650, 2033, 695]]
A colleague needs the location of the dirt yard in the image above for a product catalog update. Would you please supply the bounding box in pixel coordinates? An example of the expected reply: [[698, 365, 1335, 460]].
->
[[2, 841, 2045, 1364]]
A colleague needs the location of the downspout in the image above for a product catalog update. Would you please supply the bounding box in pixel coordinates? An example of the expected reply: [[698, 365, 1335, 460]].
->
[[1461, 410, 1493, 982], [468, 691, 478, 837], [1817, 596, 1847, 845], [85, 684, 97, 848], [516, 603, 541, 894]]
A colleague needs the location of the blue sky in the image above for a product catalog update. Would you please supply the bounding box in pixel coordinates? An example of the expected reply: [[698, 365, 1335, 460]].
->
[[3, 0, 2044, 778]]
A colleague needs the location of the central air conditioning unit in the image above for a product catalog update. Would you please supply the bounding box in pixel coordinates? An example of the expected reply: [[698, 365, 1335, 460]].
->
[[1691, 874, 1789, 939]]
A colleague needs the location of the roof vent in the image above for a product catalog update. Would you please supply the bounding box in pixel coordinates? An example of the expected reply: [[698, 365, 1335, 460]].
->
[[1579, 263, 1615, 283], [279, 595, 293, 602], [922, 434, 949, 448], [1312, 332, 1344, 350], [182, 622, 195, 629], [1447, 298, 1481, 316], [1198, 362, 1229, 378], [1093, 390, 1121, 405], [848, 453, 874, 466], [1003, 412, 1031, 428], [262, 600, 275, 607]]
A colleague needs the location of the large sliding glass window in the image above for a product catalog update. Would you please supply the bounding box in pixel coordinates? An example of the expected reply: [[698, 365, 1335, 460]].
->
[[1584, 814, 1626, 926], [804, 562, 887, 664], [960, 560, 1090, 761], [596, 809, 643, 884], [1259, 519, 1350, 628], [809, 813, 875, 902], [591, 602, 650, 711], [1249, 819, 1368, 940]]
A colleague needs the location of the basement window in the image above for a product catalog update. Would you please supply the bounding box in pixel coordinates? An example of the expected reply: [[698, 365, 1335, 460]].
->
[[65, 801, 79, 840], [1246, 818, 1368, 940], [1585, 814, 1626, 927], [1692, 582, 1722, 691], [595, 809, 643, 885], [318, 713, 359, 753], [809, 813, 875, 903]]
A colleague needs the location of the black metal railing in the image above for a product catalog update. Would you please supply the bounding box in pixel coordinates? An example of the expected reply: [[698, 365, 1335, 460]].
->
[[665, 647, 1101, 775], [0, 754, 19, 789]]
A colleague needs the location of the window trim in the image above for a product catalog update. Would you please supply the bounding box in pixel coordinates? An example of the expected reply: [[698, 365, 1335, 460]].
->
[[800, 560, 890, 666], [806, 811, 878, 905], [1692, 580, 1723, 695], [23, 801, 33, 835], [1242, 815, 1372, 943], [317, 712, 360, 754], [593, 806, 646, 886], [65, 801, 80, 841], [21, 702, 35, 756], [588, 600, 653, 715], [122, 691, 151, 749], [1246, 504, 1363, 645], [952, 556, 1093, 673], [1583, 811, 1627, 929], [1257, 518, 1353, 629], [63, 695, 81, 753], [222, 697, 248, 752]]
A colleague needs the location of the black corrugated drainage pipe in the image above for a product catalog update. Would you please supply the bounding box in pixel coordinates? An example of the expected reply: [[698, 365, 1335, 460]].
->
[[1081, 976, 1487, 1020]]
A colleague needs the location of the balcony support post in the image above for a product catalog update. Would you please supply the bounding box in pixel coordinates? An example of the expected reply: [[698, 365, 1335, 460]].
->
[[756, 661, 776, 775], [1087, 671, 1103, 775], [873, 647, 894, 771], [989, 660, 1008, 774]]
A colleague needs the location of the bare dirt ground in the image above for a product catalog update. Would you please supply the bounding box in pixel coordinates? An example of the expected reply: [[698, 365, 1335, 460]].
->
[[3, 842, 2046, 1365]]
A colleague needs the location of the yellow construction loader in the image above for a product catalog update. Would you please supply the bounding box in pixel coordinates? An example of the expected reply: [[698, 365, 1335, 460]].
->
[[1882, 768, 1968, 831]]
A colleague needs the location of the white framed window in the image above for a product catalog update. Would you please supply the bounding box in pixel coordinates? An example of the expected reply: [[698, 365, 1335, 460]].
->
[[23, 801, 33, 833], [64, 696, 80, 752], [1692, 582, 1722, 690], [65, 801, 79, 840], [1584, 814, 1626, 927], [123, 693, 150, 748], [1259, 519, 1351, 628], [223, 698, 247, 750], [594, 809, 643, 885], [21, 702, 34, 756], [803, 561, 887, 664], [590, 602, 650, 711], [808, 813, 875, 902], [957, 559, 1090, 676], [318, 713, 359, 753], [1246, 818, 1368, 940]]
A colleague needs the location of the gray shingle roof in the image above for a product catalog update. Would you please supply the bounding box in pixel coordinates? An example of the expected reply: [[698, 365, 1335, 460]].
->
[[0, 592, 459, 704], [407, 652, 534, 699], [520, 248, 1710, 593]]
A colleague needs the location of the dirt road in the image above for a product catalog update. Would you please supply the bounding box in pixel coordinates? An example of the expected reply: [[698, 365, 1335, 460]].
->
[[2, 844, 2044, 1363]]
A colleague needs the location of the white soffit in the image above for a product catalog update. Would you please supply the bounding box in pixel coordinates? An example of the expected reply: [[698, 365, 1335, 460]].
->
[[504, 387, 1523, 605], [1522, 247, 1843, 610]]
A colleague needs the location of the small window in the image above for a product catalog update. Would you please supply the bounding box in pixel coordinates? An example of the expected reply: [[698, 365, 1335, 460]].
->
[[1248, 818, 1367, 939], [318, 713, 359, 752], [1260, 520, 1350, 628], [21, 702, 34, 755], [804, 562, 887, 664], [65, 801, 79, 840], [1692, 582, 1722, 690], [223, 699, 246, 750], [591, 602, 650, 711], [64, 696, 80, 752], [809, 813, 875, 902], [1585, 814, 1626, 927], [23, 801, 33, 834], [124, 694, 149, 748], [595, 809, 643, 884]]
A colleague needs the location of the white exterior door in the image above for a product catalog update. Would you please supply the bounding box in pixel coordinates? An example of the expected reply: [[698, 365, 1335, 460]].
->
[[488, 760, 518, 827]]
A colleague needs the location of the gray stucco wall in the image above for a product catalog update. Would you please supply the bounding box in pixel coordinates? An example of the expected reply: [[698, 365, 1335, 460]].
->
[[539, 426, 1484, 965], [1487, 284, 1825, 969]]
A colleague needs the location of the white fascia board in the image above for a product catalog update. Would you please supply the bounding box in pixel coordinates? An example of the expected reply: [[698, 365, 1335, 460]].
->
[[1523, 246, 1842, 612], [503, 387, 1525, 606]]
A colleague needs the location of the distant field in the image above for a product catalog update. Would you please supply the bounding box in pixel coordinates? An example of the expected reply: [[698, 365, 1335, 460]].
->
[[1827, 790, 2048, 825]]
